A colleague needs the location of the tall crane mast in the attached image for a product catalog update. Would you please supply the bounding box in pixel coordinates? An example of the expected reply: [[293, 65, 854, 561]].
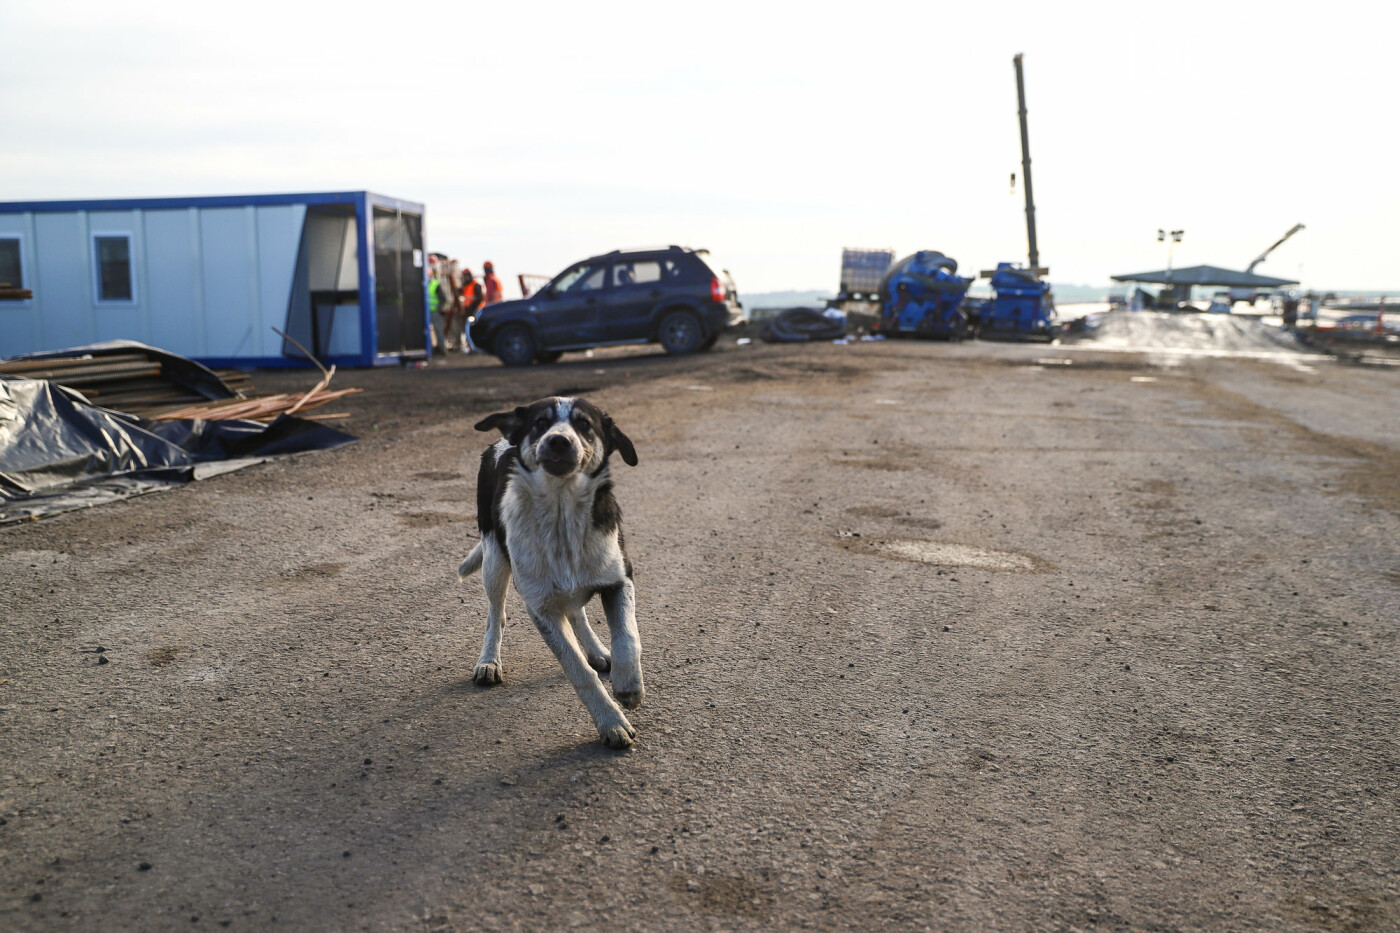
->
[[1013, 53, 1042, 276]]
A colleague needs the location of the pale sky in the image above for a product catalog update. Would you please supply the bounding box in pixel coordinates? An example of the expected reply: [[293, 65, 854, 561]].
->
[[2, 1, 1394, 294]]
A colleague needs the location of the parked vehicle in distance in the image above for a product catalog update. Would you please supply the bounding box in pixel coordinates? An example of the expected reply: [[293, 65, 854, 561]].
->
[[469, 246, 743, 366], [1334, 313, 1398, 333]]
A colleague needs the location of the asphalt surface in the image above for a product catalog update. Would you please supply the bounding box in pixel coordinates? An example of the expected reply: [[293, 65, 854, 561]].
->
[[2, 332, 1398, 932]]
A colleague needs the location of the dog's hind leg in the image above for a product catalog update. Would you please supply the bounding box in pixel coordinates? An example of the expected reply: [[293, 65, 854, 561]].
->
[[600, 580, 645, 710], [473, 539, 510, 686], [528, 607, 635, 749], [568, 606, 611, 675]]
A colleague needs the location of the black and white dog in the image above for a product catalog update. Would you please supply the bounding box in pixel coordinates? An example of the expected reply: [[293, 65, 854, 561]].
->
[[458, 396, 644, 748]]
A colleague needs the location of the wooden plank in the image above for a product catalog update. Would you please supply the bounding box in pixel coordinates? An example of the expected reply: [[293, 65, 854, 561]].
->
[[0, 353, 151, 374], [9, 361, 162, 381], [35, 358, 162, 381], [79, 378, 178, 396]]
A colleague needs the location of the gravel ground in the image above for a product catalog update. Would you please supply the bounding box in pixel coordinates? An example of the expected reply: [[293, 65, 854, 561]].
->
[[2, 335, 1398, 932]]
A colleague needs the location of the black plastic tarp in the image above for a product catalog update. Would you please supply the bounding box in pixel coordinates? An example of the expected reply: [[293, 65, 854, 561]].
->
[[0, 376, 355, 524], [758, 307, 848, 343]]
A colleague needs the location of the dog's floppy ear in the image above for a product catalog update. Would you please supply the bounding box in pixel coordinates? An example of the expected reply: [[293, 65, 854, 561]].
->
[[475, 407, 528, 436], [603, 415, 638, 467]]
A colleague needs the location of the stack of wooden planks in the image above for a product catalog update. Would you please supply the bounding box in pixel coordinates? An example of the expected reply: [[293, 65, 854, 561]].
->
[[147, 386, 359, 422], [0, 352, 357, 422]]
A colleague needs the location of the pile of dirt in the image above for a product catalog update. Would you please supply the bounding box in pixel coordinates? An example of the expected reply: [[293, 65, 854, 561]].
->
[[1071, 311, 1307, 356]]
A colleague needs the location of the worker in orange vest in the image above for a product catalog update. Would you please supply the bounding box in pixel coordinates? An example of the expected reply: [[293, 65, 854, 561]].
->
[[457, 268, 484, 352], [483, 261, 503, 306]]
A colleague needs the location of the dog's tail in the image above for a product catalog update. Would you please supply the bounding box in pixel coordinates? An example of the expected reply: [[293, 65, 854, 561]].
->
[[457, 541, 484, 580]]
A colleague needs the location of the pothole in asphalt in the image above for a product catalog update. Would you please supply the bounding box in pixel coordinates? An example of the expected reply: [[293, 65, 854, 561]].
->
[[881, 540, 1040, 571], [841, 535, 1052, 572]]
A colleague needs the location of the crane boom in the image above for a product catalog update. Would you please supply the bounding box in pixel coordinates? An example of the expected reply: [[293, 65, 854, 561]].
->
[[1013, 53, 1040, 274], [1246, 223, 1305, 273]]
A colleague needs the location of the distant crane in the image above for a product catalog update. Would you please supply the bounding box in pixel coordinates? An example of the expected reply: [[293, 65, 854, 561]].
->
[[1229, 223, 1304, 304], [1246, 223, 1305, 274]]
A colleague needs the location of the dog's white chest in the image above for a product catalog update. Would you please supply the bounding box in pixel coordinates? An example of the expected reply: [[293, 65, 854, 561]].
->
[[501, 475, 615, 598]]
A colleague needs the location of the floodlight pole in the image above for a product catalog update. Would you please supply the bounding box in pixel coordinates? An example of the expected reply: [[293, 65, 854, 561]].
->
[[1014, 53, 1039, 274], [1165, 229, 1183, 279]]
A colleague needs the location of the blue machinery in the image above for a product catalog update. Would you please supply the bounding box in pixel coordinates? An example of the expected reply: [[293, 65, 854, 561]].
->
[[878, 251, 974, 338], [875, 255, 1057, 339], [976, 263, 1056, 337]]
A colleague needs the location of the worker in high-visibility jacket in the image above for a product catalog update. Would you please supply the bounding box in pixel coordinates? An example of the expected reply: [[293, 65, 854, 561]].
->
[[482, 261, 503, 306], [428, 260, 451, 358]]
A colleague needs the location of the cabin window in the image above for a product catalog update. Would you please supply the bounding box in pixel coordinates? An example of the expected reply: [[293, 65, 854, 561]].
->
[[93, 233, 134, 302], [0, 237, 22, 298]]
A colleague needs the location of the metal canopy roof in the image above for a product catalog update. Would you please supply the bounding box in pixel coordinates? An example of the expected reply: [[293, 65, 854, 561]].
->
[[1110, 264, 1297, 288]]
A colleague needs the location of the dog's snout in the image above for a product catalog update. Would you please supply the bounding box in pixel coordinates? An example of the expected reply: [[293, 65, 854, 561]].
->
[[538, 431, 578, 476]]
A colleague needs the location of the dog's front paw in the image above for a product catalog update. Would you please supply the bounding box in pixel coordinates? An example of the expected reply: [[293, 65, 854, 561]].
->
[[612, 667, 645, 709], [614, 686, 644, 709], [473, 662, 503, 686], [598, 716, 636, 749]]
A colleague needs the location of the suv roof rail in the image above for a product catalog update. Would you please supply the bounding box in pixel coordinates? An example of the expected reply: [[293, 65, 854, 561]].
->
[[601, 245, 694, 256]]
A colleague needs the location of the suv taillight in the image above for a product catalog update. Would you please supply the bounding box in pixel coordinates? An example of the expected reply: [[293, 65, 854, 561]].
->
[[709, 277, 725, 302]]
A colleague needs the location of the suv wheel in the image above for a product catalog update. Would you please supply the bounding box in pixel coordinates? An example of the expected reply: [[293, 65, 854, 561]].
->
[[495, 325, 537, 367], [659, 310, 703, 355]]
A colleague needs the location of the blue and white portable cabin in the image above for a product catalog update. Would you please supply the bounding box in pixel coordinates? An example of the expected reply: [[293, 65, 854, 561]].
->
[[0, 191, 431, 368]]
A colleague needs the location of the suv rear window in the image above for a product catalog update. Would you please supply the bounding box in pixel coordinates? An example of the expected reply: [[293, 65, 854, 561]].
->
[[664, 253, 713, 283], [612, 258, 688, 287]]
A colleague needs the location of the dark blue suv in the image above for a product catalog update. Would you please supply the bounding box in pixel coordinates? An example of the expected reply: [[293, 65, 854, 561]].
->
[[469, 246, 743, 366]]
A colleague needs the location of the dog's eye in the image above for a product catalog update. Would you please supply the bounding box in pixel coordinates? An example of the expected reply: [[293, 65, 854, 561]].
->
[[572, 418, 592, 435], [535, 415, 551, 429]]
